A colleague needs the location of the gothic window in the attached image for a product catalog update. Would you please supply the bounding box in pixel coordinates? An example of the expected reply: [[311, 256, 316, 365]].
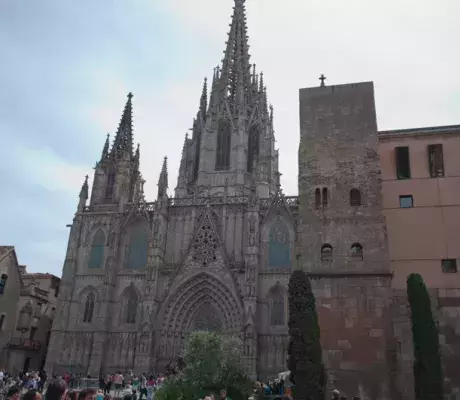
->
[[351, 243, 363, 260], [17, 302, 33, 331], [192, 218, 218, 267], [350, 189, 361, 207], [105, 171, 116, 200], [321, 244, 333, 262], [193, 128, 202, 180], [191, 303, 222, 332], [83, 293, 95, 323], [268, 221, 291, 269], [270, 291, 285, 326], [125, 289, 138, 324], [125, 227, 148, 269], [322, 188, 328, 206], [215, 119, 231, 170], [88, 229, 105, 269], [315, 189, 321, 208], [247, 125, 260, 172]]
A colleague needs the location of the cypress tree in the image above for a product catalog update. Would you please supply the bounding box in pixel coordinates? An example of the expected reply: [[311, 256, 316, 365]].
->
[[287, 269, 326, 400], [406, 273, 444, 400]]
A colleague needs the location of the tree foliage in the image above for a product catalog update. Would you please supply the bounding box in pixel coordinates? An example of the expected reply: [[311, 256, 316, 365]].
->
[[407, 273, 444, 400], [287, 269, 326, 400], [156, 331, 252, 400]]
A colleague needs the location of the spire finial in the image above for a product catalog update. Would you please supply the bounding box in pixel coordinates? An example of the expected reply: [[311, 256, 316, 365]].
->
[[79, 175, 89, 200], [200, 77, 208, 115], [158, 156, 169, 198], [101, 133, 110, 161], [111, 92, 134, 158], [128, 92, 133, 100]]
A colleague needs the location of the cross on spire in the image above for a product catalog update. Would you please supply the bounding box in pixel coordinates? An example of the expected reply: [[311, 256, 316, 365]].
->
[[127, 92, 133, 100], [319, 74, 326, 87]]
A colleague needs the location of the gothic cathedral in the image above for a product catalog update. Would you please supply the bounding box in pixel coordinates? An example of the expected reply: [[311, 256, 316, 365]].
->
[[46, 0, 296, 379]]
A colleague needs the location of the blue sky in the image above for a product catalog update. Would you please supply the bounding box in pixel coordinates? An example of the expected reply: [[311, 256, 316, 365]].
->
[[0, 0, 459, 276]]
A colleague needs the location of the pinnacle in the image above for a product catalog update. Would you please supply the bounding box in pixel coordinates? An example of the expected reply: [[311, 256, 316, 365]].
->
[[111, 92, 134, 158]]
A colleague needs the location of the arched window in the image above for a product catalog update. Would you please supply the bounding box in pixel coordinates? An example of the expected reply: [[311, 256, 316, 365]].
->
[[83, 293, 95, 323], [125, 289, 138, 324], [268, 221, 291, 269], [88, 230, 105, 269], [0, 274, 8, 295], [215, 119, 231, 170], [125, 227, 148, 269], [270, 291, 285, 326], [321, 244, 333, 262], [247, 125, 260, 172], [315, 189, 321, 208], [105, 171, 116, 200], [351, 243, 363, 260], [350, 189, 361, 206], [17, 302, 33, 331], [322, 188, 328, 206]]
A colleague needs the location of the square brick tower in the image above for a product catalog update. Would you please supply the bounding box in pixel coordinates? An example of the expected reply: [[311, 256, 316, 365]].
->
[[297, 81, 396, 399]]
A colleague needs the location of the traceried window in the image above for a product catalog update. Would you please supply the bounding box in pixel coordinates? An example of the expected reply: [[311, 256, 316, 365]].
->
[[428, 144, 444, 178], [88, 229, 105, 269], [125, 227, 148, 269], [192, 303, 222, 332], [268, 221, 291, 269], [125, 289, 138, 324], [83, 293, 95, 323], [321, 244, 333, 262], [247, 125, 260, 172], [215, 119, 231, 170], [350, 189, 362, 207], [105, 171, 116, 200], [270, 291, 285, 326], [351, 243, 363, 260]]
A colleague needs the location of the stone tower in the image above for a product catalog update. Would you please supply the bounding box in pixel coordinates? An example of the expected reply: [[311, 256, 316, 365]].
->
[[297, 81, 395, 399]]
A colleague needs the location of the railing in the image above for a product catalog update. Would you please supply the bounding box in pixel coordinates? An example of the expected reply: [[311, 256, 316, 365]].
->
[[8, 337, 41, 351]]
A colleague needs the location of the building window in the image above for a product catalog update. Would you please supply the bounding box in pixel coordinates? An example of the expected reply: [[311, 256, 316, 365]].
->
[[322, 188, 328, 206], [215, 119, 231, 170], [247, 125, 260, 172], [126, 289, 138, 324], [125, 227, 148, 269], [428, 144, 444, 178], [268, 221, 291, 269], [395, 146, 411, 179], [83, 293, 95, 323], [351, 243, 364, 260], [0, 314, 5, 330], [321, 244, 333, 262], [399, 195, 413, 208], [442, 259, 457, 274], [315, 189, 321, 208], [105, 171, 116, 200], [0, 274, 7, 295], [88, 229, 105, 269], [270, 292, 285, 326], [350, 189, 361, 206]]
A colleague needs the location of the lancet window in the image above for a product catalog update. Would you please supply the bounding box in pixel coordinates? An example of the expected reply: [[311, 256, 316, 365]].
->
[[125, 227, 148, 269], [215, 119, 231, 170], [268, 220, 291, 269], [88, 229, 105, 269], [247, 125, 260, 172], [83, 293, 95, 323], [270, 291, 285, 326]]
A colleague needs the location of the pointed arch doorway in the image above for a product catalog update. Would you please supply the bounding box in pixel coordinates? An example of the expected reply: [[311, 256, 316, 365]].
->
[[187, 302, 223, 333]]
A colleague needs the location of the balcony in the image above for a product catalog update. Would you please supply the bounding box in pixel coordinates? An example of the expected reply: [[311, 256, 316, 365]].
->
[[8, 337, 41, 351]]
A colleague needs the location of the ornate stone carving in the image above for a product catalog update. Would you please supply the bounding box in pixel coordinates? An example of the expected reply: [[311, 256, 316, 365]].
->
[[192, 214, 218, 267]]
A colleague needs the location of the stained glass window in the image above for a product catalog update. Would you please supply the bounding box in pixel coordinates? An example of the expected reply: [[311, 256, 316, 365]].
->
[[125, 227, 148, 269], [88, 230, 105, 269], [268, 221, 291, 269], [83, 293, 95, 323]]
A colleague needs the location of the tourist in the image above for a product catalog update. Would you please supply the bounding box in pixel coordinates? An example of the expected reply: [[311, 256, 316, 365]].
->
[[332, 389, 340, 400], [220, 389, 231, 400], [45, 379, 68, 400], [78, 388, 97, 400], [23, 389, 42, 400], [138, 374, 147, 400], [6, 385, 21, 400]]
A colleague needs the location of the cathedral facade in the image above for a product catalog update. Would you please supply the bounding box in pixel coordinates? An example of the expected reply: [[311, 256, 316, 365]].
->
[[46, 0, 295, 381]]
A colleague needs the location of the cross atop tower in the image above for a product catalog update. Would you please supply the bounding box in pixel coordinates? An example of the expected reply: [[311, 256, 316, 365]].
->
[[127, 92, 133, 100], [319, 74, 326, 87]]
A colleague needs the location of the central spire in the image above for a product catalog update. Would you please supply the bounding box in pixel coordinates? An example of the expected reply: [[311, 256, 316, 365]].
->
[[218, 0, 251, 106], [111, 92, 134, 158]]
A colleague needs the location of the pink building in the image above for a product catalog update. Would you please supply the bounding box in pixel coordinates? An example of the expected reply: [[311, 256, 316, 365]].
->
[[379, 125, 460, 289]]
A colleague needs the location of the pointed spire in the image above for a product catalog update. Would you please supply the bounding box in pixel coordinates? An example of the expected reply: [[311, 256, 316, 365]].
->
[[218, 0, 251, 105], [200, 77, 208, 116], [134, 143, 140, 168], [79, 175, 89, 200], [111, 92, 134, 158], [101, 133, 110, 161], [158, 156, 168, 198]]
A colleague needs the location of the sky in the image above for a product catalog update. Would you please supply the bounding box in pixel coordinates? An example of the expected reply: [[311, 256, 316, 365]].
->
[[0, 0, 459, 276]]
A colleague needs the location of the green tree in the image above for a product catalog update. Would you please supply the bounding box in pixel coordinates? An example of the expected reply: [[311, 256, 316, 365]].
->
[[287, 269, 326, 400], [156, 331, 252, 400], [407, 273, 444, 400]]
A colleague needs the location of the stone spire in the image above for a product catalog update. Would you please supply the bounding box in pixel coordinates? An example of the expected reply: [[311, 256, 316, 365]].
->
[[134, 143, 140, 169], [217, 0, 251, 106], [176, 134, 189, 197], [200, 77, 208, 116], [101, 133, 110, 161], [79, 175, 89, 200], [111, 92, 134, 158], [157, 156, 168, 198]]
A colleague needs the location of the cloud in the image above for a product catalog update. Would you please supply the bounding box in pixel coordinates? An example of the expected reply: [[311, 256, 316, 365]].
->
[[0, 0, 458, 274]]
